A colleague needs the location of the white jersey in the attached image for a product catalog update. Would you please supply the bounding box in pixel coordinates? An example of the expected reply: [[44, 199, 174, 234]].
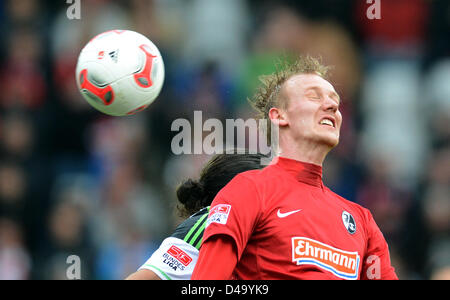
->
[[139, 207, 209, 280]]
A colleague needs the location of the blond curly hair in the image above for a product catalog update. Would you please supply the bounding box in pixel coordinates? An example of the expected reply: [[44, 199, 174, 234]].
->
[[248, 55, 331, 143]]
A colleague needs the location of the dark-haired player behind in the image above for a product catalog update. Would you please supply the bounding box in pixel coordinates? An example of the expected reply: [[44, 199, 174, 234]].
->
[[125, 152, 266, 280]]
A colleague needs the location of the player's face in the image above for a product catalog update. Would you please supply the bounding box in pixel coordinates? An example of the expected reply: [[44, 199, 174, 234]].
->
[[281, 73, 342, 148]]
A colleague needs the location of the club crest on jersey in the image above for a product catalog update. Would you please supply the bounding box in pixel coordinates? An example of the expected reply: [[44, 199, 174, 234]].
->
[[292, 237, 360, 280], [342, 211, 356, 234], [206, 204, 231, 227]]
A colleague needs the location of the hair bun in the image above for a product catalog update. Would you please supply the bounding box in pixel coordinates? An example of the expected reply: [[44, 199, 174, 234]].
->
[[176, 179, 205, 213]]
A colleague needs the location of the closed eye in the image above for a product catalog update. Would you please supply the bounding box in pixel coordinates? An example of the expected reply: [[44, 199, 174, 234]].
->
[[305, 91, 321, 100]]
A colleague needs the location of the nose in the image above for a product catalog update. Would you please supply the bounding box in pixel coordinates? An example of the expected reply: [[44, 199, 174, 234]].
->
[[323, 96, 339, 113]]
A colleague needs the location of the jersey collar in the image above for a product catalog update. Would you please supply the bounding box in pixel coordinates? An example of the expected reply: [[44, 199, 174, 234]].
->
[[272, 156, 324, 188]]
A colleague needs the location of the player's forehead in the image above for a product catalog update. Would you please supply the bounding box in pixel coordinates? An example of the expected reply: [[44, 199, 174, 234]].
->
[[283, 73, 337, 96]]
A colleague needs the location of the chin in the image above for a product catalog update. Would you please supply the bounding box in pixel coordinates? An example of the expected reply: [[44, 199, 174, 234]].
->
[[318, 134, 339, 149]]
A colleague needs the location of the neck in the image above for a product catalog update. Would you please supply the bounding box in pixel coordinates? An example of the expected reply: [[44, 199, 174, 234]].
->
[[277, 138, 332, 166]]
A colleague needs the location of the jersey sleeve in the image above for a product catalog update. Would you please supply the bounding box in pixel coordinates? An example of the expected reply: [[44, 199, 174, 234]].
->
[[139, 237, 199, 280], [138, 208, 209, 280], [202, 173, 262, 260], [360, 210, 398, 280], [191, 235, 238, 280]]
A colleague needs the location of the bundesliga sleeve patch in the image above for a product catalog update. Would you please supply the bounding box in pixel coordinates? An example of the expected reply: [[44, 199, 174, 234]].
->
[[206, 204, 232, 227], [139, 237, 199, 280], [164, 245, 193, 267]]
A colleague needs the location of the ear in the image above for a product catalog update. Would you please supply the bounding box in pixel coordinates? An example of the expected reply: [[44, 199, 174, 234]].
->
[[268, 107, 288, 127]]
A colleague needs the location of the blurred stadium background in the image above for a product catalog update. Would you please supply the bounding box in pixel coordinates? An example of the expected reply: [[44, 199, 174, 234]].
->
[[0, 0, 449, 280]]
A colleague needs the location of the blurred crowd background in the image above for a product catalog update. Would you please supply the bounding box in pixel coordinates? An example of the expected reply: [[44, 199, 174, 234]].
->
[[0, 0, 449, 280]]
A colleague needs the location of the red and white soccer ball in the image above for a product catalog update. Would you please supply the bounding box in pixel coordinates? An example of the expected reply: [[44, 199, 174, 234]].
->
[[75, 30, 165, 116]]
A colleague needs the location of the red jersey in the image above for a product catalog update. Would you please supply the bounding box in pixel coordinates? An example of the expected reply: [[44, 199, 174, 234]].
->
[[200, 156, 398, 280]]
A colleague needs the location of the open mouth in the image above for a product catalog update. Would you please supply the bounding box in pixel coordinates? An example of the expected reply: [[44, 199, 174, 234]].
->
[[319, 117, 335, 128]]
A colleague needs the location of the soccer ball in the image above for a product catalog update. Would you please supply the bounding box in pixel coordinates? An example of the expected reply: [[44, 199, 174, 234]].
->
[[75, 30, 165, 116]]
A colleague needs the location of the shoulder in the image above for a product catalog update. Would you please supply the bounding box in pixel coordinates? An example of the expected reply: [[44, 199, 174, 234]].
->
[[171, 206, 210, 249], [213, 170, 265, 205], [212, 165, 286, 212], [227, 164, 281, 189]]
